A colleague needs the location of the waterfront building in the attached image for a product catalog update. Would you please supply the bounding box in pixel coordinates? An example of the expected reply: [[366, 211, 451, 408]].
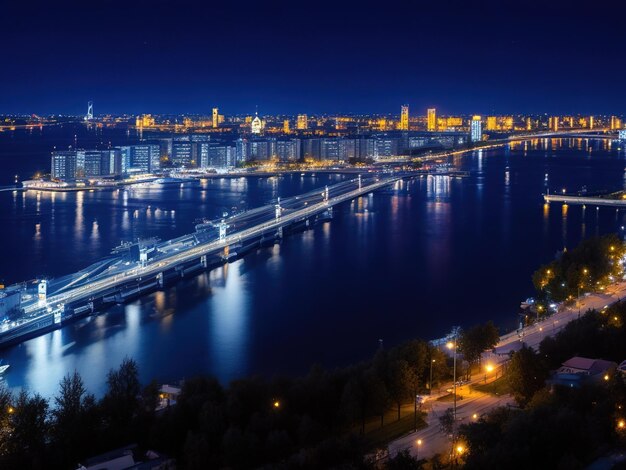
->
[[51, 151, 78, 181], [212, 107, 219, 128], [470, 115, 482, 142], [611, 116, 622, 130], [171, 138, 195, 167], [400, 105, 409, 131], [549, 116, 559, 132], [130, 144, 160, 173], [275, 139, 300, 161], [427, 108, 436, 131]]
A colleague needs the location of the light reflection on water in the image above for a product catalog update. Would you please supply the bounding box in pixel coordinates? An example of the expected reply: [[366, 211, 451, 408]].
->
[[1, 138, 626, 397]]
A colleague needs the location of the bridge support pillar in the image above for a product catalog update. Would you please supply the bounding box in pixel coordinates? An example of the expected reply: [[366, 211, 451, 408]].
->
[[277, 226, 283, 238], [157, 272, 164, 288], [305, 219, 310, 227], [358, 174, 362, 189], [326, 206, 333, 218], [275, 197, 282, 220], [200, 255, 207, 268]]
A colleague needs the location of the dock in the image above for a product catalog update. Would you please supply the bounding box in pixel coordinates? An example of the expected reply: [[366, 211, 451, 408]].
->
[[543, 194, 626, 207]]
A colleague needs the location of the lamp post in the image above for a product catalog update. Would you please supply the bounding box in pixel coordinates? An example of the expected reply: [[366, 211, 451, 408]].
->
[[429, 359, 435, 395], [416, 439, 422, 458], [446, 337, 458, 424]]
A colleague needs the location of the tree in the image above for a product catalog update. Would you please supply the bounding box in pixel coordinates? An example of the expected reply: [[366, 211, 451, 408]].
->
[[102, 357, 141, 434], [5, 390, 49, 469], [386, 449, 425, 470], [385, 359, 415, 421], [459, 322, 500, 378], [51, 371, 98, 468], [507, 345, 548, 407]]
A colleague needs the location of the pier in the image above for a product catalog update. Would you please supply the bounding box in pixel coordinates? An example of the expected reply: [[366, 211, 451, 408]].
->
[[0, 175, 400, 347], [543, 194, 626, 207]]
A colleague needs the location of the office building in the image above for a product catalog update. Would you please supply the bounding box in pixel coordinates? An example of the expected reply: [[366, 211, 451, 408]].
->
[[251, 114, 263, 134], [400, 105, 409, 131], [470, 116, 482, 142], [427, 108, 436, 131], [51, 151, 78, 181], [297, 114, 308, 130]]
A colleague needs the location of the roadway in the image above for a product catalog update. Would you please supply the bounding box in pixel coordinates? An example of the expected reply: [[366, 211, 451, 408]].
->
[[388, 280, 626, 461]]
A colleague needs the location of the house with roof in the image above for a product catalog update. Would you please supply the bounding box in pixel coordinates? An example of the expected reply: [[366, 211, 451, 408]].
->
[[548, 356, 617, 389]]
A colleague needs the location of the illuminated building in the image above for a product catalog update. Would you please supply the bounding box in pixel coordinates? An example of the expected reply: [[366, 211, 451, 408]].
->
[[251, 113, 263, 134], [549, 117, 559, 132], [136, 114, 155, 128], [568, 116, 574, 128], [446, 117, 462, 128], [526, 117, 533, 130], [427, 108, 436, 131], [589, 116, 594, 130], [486, 116, 513, 131], [212, 108, 219, 128], [378, 118, 388, 131], [400, 105, 409, 131], [611, 116, 622, 130], [51, 151, 78, 181], [171, 138, 195, 167], [619, 129, 626, 140], [470, 115, 482, 142], [297, 114, 308, 130], [283, 119, 290, 134]]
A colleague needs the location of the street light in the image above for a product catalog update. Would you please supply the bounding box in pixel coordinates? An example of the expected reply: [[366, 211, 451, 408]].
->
[[446, 337, 458, 424], [430, 359, 436, 395], [416, 439, 422, 458]]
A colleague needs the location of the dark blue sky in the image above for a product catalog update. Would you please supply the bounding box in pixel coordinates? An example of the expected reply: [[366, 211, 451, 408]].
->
[[2, 1, 624, 116]]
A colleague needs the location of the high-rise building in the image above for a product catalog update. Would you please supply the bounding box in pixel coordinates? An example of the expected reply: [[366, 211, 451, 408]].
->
[[171, 139, 195, 167], [51, 151, 78, 181], [427, 108, 436, 131], [589, 116, 594, 130], [283, 119, 290, 134], [470, 116, 482, 142], [611, 116, 622, 130], [549, 117, 559, 132], [251, 113, 263, 134], [526, 117, 533, 131], [486, 116, 497, 131], [212, 108, 219, 128], [129, 144, 160, 173], [400, 105, 409, 131], [297, 114, 308, 130]]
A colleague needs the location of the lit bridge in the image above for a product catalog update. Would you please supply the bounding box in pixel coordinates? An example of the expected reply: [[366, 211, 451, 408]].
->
[[0, 175, 400, 347]]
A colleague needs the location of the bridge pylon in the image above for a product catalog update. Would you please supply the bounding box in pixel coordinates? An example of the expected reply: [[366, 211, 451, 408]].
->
[[275, 197, 282, 220]]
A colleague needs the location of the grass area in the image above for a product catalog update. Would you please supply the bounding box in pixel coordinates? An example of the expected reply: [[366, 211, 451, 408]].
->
[[363, 412, 427, 448], [437, 393, 464, 402], [472, 376, 509, 396], [347, 402, 427, 448]]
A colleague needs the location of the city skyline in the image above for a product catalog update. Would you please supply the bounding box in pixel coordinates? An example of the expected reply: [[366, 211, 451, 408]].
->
[[2, 1, 625, 115]]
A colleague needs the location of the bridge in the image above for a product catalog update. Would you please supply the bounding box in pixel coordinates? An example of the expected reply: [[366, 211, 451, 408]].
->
[[0, 175, 400, 347]]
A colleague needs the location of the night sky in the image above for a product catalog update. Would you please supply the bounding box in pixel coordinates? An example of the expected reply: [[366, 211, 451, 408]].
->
[[2, 1, 624, 115]]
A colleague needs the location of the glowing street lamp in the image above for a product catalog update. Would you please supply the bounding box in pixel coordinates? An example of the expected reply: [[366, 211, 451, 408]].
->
[[416, 439, 422, 458], [447, 336, 458, 424]]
